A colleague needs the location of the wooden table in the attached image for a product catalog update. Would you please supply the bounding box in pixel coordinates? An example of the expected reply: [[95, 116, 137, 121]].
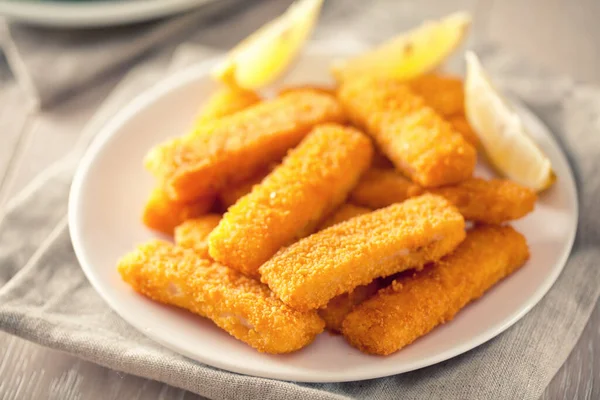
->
[[1, 0, 598, 398]]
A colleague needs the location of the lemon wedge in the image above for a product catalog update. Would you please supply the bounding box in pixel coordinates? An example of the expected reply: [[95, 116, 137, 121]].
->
[[332, 11, 471, 82], [465, 51, 555, 191], [211, 0, 323, 89]]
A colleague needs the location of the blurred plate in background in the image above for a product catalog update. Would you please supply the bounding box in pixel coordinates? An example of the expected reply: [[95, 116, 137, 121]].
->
[[0, 0, 225, 28]]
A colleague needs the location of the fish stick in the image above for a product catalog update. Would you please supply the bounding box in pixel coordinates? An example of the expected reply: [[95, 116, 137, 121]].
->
[[430, 178, 537, 224], [317, 204, 376, 332], [143, 86, 257, 231], [409, 74, 465, 117], [318, 203, 371, 230], [350, 169, 536, 224], [174, 214, 222, 258], [118, 240, 324, 354], [447, 114, 479, 147], [145, 91, 346, 202], [278, 84, 337, 97], [195, 85, 261, 125], [338, 77, 476, 187], [260, 194, 466, 311], [217, 166, 274, 210], [142, 188, 214, 235], [319, 280, 382, 333], [408, 75, 479, 146], [342, 225, 529, 355], [209, 124, 373, 277], [350, 168, 423, 209]]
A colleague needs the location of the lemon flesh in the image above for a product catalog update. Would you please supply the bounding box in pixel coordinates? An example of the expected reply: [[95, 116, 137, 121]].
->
[[332, 11, 471, 82], [212, 0, 323, 89], [465, 51, 555, 192]]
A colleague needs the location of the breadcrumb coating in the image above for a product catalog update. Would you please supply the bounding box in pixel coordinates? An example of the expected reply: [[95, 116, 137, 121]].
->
[[142, 188, 214, 235], [430, 178, 537, 224], [342, 225, 529, 355], [118, 240, 325, 354], [447, 114, 479, 147], [209, 124, 373, 277], [145, 91, 346, 202], [350, 168, 423, 209], [217, 168, 271, 210], [351, 169, 536, 224], [318, 203, 371, 230], [319, 280, 382, 333], [195, 85, 261, 125], [278, 84, 337, 97], [338, 77, 476, 187], [408, 74, 465, 117], [174, 214, 222, 259], [317, 204, 378, 332], [260, 194, 466, 311]]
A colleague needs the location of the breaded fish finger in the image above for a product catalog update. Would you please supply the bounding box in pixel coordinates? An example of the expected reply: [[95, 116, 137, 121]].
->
[[174, 214, 222, 258], [145, 91, 346, 202], [278, 84, 337, 97], [217, 167, 273, 210], [342, 225, 529, 355], [142, 188, 214, 235], [338, 77, 476, 187], [319, 280, 382, 333], [317, 203, 378, 332], [350, 168, 423, 209], [195, 85, 261, 125], [430, 178, 537, 224], [260, 194, 466, 311], [447, 114, 479, 147], [350, 169, 536, 224], [318, 203, 371, 230], [409, 74, 465, 117], [209, 124, 373, 277], [118, 241, 325, 354], [143, 86, 257, 230]]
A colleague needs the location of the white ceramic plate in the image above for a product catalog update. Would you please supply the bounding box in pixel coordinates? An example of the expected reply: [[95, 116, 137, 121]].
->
[[69, 50, 578, 383], [0, 0, 223, 28]]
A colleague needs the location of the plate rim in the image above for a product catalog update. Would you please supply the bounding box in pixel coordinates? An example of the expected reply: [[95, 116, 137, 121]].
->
[[68, 48, 579, 382], [0, 0, 220, 28]]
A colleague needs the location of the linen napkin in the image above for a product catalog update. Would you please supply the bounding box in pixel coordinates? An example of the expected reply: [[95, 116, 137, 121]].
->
[[0, 0, 255, 107], [1, 1, 599, 399]]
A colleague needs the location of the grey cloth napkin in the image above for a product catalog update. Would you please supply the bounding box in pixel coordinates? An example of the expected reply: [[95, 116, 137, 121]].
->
[[0, 0, 254, 107], [1, 1, 599, 399]]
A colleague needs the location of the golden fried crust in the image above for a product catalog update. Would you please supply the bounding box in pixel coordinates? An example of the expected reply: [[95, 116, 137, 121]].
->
[[342, 225, 529, 355], [195, 85, 261, 125], [217, 167, 273, 211], [408, 74, 465, 117], [338, 77, 476, 187], [318, 280, 382, 333], [259, 194, 466, 311], [142, 188, 214, 235], [278, 84, 337, 97], [145, 91, 346, 202], [447, 114, 479, 147], [430, 178, 537, 224], [209, 124, 373, 277], [174, 214, 222, 259], [350, 168, 423, 209], [318, 204, 376, 332], [318, 204, 371, 230], [118, 241, 325, 354], [350, 168, 536, 224]]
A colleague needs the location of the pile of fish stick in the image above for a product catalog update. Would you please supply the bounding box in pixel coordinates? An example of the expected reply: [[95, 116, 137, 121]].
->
[[119, 72, 537, 356]]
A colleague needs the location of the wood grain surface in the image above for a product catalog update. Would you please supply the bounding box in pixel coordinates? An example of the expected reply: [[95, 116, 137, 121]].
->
[[0, 0, 598, 399]]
